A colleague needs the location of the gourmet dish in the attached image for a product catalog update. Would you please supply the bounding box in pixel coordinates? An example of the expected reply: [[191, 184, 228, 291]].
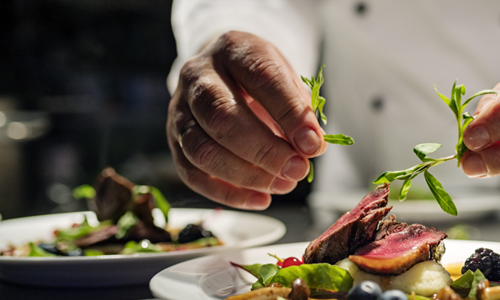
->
[[227, 184, 500, 300], [0, 168, 222, 257]]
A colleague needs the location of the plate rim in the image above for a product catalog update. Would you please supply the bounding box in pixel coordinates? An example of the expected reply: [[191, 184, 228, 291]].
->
[[149, 239, 500, 300], [0, 208, 286, 263]]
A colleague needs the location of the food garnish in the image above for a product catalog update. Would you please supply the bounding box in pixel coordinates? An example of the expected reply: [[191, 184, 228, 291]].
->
[[373, 82, 497, 216], [301, 66, 354, 182], [1, 167, 222, 257]]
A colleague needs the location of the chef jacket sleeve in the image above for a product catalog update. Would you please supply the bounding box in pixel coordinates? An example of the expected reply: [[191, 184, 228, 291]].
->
[[167, 0, 322, 94]]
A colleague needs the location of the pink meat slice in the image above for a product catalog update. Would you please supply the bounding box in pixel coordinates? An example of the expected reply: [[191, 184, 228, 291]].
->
[[349, 223, 447, 275], [303, 184, 391, 264]]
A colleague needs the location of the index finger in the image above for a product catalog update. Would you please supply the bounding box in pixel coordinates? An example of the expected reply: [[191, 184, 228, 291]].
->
[[216, 31, 328, 158]]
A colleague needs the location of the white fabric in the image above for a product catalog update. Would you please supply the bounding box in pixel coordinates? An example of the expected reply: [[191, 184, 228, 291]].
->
[[169, 0, 500, 203]]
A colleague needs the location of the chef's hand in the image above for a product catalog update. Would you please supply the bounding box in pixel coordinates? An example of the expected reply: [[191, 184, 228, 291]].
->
[[166, 31, 327, 210], [461, 82, 500, 178]]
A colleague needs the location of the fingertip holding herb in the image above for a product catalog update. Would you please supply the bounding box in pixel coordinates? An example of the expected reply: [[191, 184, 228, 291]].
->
[[374, 81, 497, 216], [302, 66, 354, 183]]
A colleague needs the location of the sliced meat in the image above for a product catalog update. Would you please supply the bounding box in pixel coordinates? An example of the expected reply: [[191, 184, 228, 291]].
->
[[127, 220, 172, 243], [374, 215, 408, 241], [349, 224, 447, 275], [303, 184, 391, 264], [133, 192, 156, 227], [92, 167, 135, 222], [72, 225, 119, 248]]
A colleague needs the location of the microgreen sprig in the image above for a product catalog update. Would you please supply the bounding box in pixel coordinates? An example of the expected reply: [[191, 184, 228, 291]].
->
[[373, 81, 497, 216], [301, 66, 354, 182]]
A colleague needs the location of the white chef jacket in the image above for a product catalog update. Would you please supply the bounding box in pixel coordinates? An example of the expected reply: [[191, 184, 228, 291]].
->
[[168, 0, 500, 208]]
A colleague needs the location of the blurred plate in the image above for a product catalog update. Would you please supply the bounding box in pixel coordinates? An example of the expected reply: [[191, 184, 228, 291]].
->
[[149, 239, 500, 300], [308, 190, 500, 223], [0, 208, 285, 287]]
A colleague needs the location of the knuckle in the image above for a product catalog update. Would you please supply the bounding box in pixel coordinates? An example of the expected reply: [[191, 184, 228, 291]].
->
[[189, 137, 221, 171], [274, 97, 304, 124], [251, 142, 282, 173], [179, 59, 200, 86]]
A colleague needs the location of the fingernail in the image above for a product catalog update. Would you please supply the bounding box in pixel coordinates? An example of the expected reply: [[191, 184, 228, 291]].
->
[[271, 177, 295, 193], [464, 125, 490, 150], [246, 193, 270, 210], [462, 154, 487, 178], [282, 156, 308, 180], [294, 127, 321, 155]]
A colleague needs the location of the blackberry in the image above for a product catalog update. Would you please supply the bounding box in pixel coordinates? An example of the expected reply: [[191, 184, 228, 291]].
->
[[462, 248, 500, 281]]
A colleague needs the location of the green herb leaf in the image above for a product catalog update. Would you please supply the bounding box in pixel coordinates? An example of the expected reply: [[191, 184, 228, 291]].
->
[[150, 187, 171, 223], [324, 134, 354, 145], [72, 184, 96, 199], [451, 269, 474, 290], [301, 65, 354, 183], [55, 215, 112, 242], [462, 89, 497, 108], [119, 239, 162, 254], [318, 96, 327, 125], [261, 264, 280, 286], [28, 242, 56, 257], [132, 185, 171, 223], [230, 262, 263, 279], [424, 171, 457, 216], [434, 85, 451, 107], [115, 211, 138, 239], [84, 249, 104, 256], [398, 179, 412, 201], [469, 269, 486, 300], [307, 160, 314, 183], [270, 263, 353, 293], [413, 143, 442, 161]]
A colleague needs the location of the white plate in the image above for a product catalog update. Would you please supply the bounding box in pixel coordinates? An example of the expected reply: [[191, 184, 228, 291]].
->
[[150, 239, 500, 300], [308, 190, 500, 223], [0, 208, 286, 287]]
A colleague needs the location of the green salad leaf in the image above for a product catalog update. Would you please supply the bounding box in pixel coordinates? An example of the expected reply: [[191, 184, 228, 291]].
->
[[55, 215, 113, 242], [270, 263, 353, 292], [119, 239, 162, 254], [72, 184, 96, 199], [301, 66, 354, 182], [115, 211, 138, 239], [231, 261, 352, 293], [28, 242, 56, 257], [374, 81, 497, 215], [132, 185, 171, 223]]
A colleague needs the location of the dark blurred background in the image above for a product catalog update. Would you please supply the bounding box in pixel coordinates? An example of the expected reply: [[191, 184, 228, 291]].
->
[[0, 0, 311, 220]]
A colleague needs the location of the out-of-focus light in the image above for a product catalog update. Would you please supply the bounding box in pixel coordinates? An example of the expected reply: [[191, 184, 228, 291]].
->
[[7, 122, 29, 140], [0, 111, 6, 127]]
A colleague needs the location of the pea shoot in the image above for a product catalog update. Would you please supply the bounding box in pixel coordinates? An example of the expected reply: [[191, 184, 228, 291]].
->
[[301, 66, 354, 182], [373, 81, 497, 216]]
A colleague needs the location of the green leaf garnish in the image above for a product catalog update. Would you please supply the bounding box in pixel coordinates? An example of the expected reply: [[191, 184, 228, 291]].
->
[[119, 239, 162, 254], [28, 242, 56, 257], [132, 185, 171, 223], [469, 269, 487, 300], [324, 134, 354, 145], [413, 143, 442, 161], [115, 211, 138, 239], [424, 171, 457, 216], [270, 263, 352, 292], [307, 160, 314, 183], [302, 66, 354, 183], [72, 184, 96, 199], [55, 215, 113, 242], [374, 81, 497, 216], [451, 269, 475, 290]]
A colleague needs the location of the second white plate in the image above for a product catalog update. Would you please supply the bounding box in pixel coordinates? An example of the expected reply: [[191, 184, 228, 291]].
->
[[0, 208, 286, 287]]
